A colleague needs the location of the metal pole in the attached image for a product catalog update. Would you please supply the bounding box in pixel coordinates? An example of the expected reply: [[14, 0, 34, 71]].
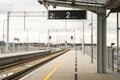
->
[[26, 28, 31, 51], [74, 29, 76, 49], [58, 36, 60, 48], [82, 21, 85, 55], [24, 11, 26, 30], [48, 29, 50, 50], [26, 29, 28, 51], [117, 12, 119, 71], [56, 35, 58, 48], [39, 34, 40, 50], [13, 39, 15, 53], [18, 40, 19, 51], [91, 13, 94, 63], [65, 20, 67, 30], [6, 12, 9, 53], [2, 20, 5, 53], [65, 20, 67, 48]]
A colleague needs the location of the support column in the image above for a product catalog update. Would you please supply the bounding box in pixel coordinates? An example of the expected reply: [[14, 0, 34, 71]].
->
[[82, 21, 85, 55], [47, 29, 50, 50], [6, 12, 9, 53], [97, 10, 106, 73]]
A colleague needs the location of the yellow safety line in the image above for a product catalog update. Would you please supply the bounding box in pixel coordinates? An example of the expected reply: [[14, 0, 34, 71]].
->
[[43, 58, 66, 80]]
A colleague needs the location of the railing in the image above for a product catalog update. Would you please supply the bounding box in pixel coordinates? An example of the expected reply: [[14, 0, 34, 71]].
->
[[81, 46, 120, 72], [84, 46, 97, 59]]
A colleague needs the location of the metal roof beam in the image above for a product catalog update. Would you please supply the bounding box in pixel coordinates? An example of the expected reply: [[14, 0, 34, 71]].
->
[[38, 0, 105, 14], [104, 0, 120, 9]]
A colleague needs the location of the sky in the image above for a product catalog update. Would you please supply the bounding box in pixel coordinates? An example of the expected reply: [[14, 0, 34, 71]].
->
[[0, 0, 119, 46]]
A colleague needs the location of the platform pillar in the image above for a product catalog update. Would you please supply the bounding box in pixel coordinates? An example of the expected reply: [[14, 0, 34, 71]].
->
[[97, 10, 106, 73]]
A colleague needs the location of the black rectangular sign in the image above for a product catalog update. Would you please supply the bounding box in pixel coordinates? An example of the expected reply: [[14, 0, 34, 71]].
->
[[48, 10, 87, 19]]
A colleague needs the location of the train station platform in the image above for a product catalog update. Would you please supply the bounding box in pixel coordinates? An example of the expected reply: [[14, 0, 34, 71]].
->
[[0, 50, 48, 58], [20, 50, 120, 80]]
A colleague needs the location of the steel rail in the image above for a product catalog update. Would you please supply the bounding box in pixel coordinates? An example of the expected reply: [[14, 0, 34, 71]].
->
[[1, 49, 69, 80]]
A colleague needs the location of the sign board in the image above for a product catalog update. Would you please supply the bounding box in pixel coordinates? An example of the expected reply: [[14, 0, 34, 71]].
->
[[14, 38, 19, 41], [48, 10, 87, 19]]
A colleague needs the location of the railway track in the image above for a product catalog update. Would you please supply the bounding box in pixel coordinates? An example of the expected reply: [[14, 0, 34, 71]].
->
[[0, 49, 69, 80]]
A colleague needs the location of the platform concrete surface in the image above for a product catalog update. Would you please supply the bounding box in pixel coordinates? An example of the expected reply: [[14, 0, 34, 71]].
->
[[0, 50, 48, 58], [20, 50, 120, 80]]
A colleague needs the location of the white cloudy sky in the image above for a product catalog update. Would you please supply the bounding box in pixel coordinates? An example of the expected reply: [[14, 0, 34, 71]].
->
[[0, 0, 119, 46]]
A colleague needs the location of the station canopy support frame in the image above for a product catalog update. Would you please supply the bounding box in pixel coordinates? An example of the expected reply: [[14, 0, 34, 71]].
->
[[38, 0, 107, 73], [6, 11, 47, 53], [47, 29, 75, 49]]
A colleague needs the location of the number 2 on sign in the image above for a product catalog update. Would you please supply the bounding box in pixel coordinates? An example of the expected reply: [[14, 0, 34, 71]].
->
[[50, 13, 54, 18], [66, 12, 70, 18]]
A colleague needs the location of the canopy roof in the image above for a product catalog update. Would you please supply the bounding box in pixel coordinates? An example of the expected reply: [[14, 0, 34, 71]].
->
[[38, 0, 120, 12]]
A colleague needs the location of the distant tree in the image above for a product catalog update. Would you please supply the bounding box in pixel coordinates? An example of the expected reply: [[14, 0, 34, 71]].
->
[[0, 41, 6, 46]]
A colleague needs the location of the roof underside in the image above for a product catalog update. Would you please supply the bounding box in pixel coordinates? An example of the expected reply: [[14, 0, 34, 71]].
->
[[38, 0, 106, 6], [105, 0, 120, 9], [73, 0, 107, 4], [38, 0, 120, 12]]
